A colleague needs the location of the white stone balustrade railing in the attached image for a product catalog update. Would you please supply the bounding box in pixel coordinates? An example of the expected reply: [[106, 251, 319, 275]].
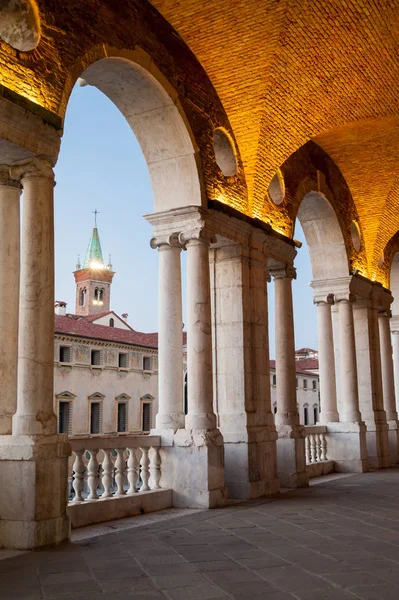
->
[[68, 435, 162, 503], [305, 426, 328, 464]]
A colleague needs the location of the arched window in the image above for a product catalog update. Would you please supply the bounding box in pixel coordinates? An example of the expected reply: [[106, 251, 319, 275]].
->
[[313, 405, 319, 424], [304, 406, 309, 426], [79, 287, 86, 306], [109, 318, 114, 327]]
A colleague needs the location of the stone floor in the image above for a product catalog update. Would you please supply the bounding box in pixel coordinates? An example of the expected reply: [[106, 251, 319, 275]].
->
[[2, 470, 399, 599]]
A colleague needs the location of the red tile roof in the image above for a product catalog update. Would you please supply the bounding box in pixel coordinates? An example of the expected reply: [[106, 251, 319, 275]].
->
[[269, 358, 319, 374], [295, 347, 317, 354], [54, 315, 158, 349], [295, 358, 319, 370]]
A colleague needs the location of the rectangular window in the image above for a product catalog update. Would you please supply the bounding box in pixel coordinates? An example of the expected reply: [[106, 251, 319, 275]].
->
[[272, 374, 276, 386], [90, 402, 101, 434], [312, 380, 317, 391], [58, 401, 71, 434], [143, 356, 152, 371], [142, 403, 152, 432], [59, 345, 71, 363], [296, 378, 298, 389], [313, 406, 319, 423], [117, 402, 127, 432], [303, 379, 308, 390], [91, 349, 102, 366], [118, 353, 128, 368]]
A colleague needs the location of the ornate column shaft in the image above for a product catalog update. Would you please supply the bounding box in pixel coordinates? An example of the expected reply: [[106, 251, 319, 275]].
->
[[315, 297, 339, 423], [11, 158, 57, 436], [183, 231, 216, 430], [0, 167, 21, 434], [271, 266, 298, 426], [150, 234, 184, 430], [379, 310, 398, 422], [337, 298, 362, 422]]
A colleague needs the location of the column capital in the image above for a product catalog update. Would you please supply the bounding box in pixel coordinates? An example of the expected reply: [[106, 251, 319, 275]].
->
[[179, 227, 216, 247], [378, 308, 392, 318], [150, 232, 182, 250], [313, 293, 334, 306], [0, 166, 20, 189], [9, 157, 55, 183], [269, 264, 296, 281]]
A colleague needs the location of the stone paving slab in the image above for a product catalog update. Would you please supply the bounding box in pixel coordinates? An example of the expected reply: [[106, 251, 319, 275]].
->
[[3, 470, 399, 598]]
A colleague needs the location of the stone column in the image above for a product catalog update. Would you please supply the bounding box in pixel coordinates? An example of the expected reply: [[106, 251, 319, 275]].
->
[[0, 168, 20, 435], [325, 297, 368, 473], [12, 160, 57, 436], [337, 299, 362, 423], [185, 233, 217, 431], [379, 310, 399, 462], [270, 265, 308, 488], [150, 234, 184, 431], [0, 158, 70, 550], [353, 298, 390, 468], [315, 298, 339, 423], [210, 237, 278, 499]]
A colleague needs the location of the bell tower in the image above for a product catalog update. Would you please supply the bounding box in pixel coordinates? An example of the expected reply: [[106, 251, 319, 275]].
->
[[74, 211, 114, 316]]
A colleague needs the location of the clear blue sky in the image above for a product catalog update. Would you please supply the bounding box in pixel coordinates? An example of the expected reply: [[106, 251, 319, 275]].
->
[[54, 84, 317, 357]]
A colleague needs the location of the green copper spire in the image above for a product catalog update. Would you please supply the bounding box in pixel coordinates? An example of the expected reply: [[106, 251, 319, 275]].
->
[[83, 210, 105, 269]]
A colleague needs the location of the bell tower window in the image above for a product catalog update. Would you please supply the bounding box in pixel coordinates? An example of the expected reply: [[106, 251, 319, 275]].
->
[[79, 287, 86, 306]]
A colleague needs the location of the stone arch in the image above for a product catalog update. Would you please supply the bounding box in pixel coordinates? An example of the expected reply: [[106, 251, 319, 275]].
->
[[277, 141, 365, 279], [381, 231, 399, 316], [65, 54, 203, 212], [295, 185, 350, 281]]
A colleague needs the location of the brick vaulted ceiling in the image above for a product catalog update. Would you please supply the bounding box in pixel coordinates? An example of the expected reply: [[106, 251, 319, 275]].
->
[[151, 0, 399, 276]]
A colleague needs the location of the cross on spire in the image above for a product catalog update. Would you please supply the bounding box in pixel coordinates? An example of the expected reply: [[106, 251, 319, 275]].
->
[[92, 208, 100, 227]]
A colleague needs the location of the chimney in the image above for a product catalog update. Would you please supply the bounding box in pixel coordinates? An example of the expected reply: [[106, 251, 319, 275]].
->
[[122, 313, 128, 322], [55, 301, 67, 316]]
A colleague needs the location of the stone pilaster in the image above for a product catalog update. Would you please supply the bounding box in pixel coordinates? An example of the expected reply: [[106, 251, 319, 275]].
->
[[353, 297, 391, 469], [210, 234, 279, 499]]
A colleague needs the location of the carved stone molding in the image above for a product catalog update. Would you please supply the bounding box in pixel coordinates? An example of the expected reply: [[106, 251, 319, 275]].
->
[[0, 165, 20, 189], [269, 264, 297, 281], [9, 156, 55, 183], [150, 232, 182, 250]]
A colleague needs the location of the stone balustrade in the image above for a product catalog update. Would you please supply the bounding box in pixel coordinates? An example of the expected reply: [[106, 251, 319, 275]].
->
[[67, 435, 172, 528], [304, 426, 334, 478]]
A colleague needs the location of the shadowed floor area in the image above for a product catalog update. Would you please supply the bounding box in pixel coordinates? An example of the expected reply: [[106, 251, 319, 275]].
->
[[2, 470, 399, 599]]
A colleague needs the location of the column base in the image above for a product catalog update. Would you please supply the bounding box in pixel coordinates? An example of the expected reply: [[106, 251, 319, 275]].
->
[[222, 426, 280, 499], [326, 422, 369, 472], [363, 416, 391, 469], [0, 434, 71, 550], [157, 428, 227, 508], [387, 420, 399, 464], [276, 425, 309, 488]]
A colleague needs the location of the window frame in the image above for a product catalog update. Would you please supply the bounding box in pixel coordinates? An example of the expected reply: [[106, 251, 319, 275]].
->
[[59, 344, 72, 364], [88, 393, 104, 435]]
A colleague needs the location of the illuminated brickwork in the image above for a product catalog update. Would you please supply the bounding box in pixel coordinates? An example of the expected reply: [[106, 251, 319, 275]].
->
[[1, 1, 399, 282]]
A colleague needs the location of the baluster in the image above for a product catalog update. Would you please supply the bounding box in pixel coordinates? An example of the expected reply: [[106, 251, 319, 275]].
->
[[127, 447, 139, 494], [320, 433, 327, 461], [139, 447, 150, 491], [305, 435, 311, 464], [101, 449, 113, 498], [314, 433, 320, 462], [310, 434, 317, 463], [87, 449, 99, 500], [72, 450, 85, 502], [150, 447, 161, 490], [115, 448, 126, 496]]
